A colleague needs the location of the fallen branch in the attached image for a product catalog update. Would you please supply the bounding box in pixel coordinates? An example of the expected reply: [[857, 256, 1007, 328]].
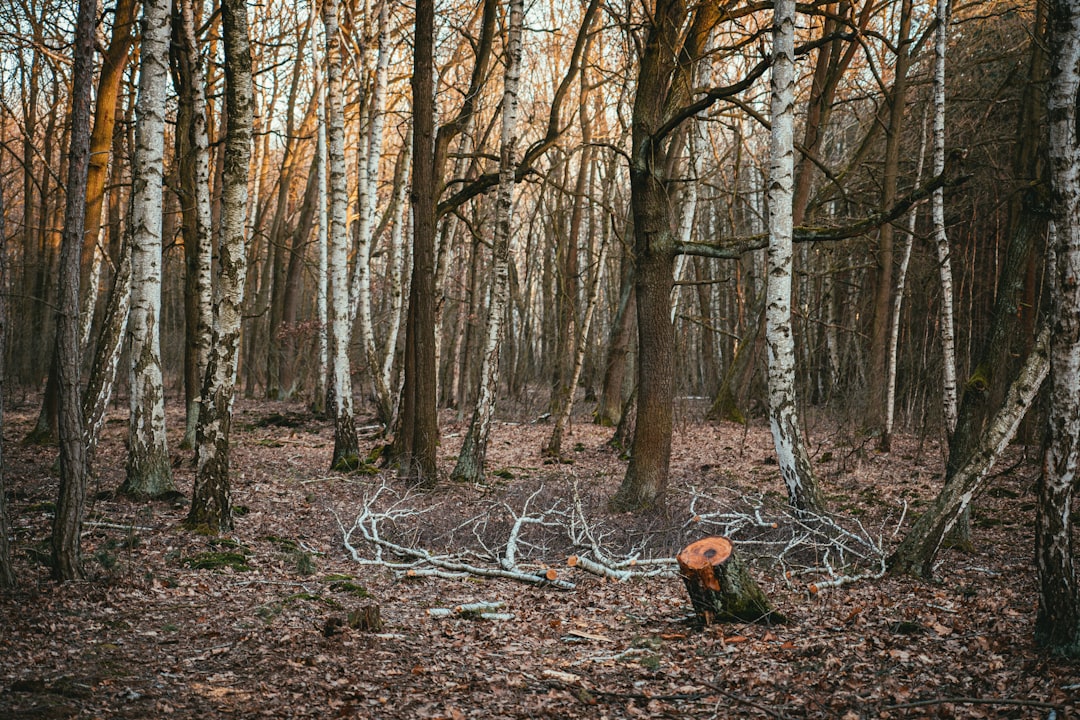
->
[[884, 696, 1062, 712]]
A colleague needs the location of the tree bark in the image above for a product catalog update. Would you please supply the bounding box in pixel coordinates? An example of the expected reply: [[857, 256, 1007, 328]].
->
[[123, 0, 175, 498], [322, 0, 359, 470], [677, 537, 783, 625], [611, 0, 718, 512], [766, 0, 823, 516], [398, 0, 439, 487], [870, 0, 913, 449], [1036, 0, 1080, 655], [0, 143, 14, 588], [171, 0, 214, 450], [187, 0, 253, 533], [51, 0, 95, 580], [451, 0, 525, 483], [888, 328, 1049, 577]]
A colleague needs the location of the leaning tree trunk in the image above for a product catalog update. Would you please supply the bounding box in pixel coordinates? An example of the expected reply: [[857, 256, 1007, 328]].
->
[[322, 0, 359, 470], [765, 0, 823, 516], [888, 327, 1050, 577], [451, 0, 524, 484], [186, 0, 253, 533], [51, 0, 95, 581], [172, 0, 214, 450], [83, 234, 131, 470], [1036, 0, 1080, 656], [123, 0, 175, 498]]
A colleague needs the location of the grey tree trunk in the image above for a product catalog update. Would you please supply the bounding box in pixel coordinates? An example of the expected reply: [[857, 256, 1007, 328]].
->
[[51, 0, 95, 580], [312, 68, 329, 416], [452, 0, 525, 483], [1036, 0, 1080, 656], [172, 0, 214, 450], [765, 0, 823, 516], [186, 0, 253, 533], [123, 0, 175, 498]]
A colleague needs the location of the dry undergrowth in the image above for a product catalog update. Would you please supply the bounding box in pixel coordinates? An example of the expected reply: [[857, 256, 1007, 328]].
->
[[0, 397, 1076, 719]]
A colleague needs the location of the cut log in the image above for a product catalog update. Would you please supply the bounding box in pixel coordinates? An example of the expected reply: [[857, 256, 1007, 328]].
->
[[677, 536, 785, 625]]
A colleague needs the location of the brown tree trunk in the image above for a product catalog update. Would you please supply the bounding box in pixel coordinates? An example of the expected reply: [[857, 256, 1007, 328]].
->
[[397, 0, 440, 487], [51, 0, 95, 581]]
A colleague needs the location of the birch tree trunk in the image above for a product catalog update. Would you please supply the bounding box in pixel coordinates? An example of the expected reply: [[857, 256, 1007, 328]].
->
[[322, 0, 359, 470], [186, 0, 253, 533], [1036, 0, 1080, 655], [451, 0, 524, 484], [932, 0, 958, 437], [889, 327, 1049, 577], [312, 69, 330, 416], [766, 0, 823, 516], [122, 0, 175, 498], [351, 0, 394, 425], [884, 113, 927, 446], [172, 0, 214, 451], [83, 234, 131, 469]]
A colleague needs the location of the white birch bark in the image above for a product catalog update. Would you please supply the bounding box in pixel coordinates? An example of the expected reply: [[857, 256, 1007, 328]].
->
[[380, 131, 412, 408], [323, 0, 359, 467], [885, 112, 927, 444], [932, 0, 958, 436], [177, 0, 214, 450], [352, 0, 394, 424], [187, 0, 253, 533], [314, 67, 330, 415], [671, 128, 700, 323], [766, 0, 822, 515], [451, 0, 524, 483], [123, 0, 174, 497], [1036, 0, 1080, 654]]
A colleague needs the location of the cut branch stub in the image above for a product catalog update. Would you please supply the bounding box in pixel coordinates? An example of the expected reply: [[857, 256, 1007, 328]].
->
[[677, 536, 785, 625]]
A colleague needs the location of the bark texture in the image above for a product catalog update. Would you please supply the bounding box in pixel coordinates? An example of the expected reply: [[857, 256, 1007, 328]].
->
[[452, 0, 525, 483], [51, 0, 95, 580], [766, 0, 823, 516], [187, 0, 253, 533], [677, 537, 783, 624], [123, 0, 175, 498], [322, 0, 359, 470], [1036, 0, 1080, 655]]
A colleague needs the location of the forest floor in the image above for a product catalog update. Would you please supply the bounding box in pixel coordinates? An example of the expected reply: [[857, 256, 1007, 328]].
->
[[0, 396, 1077, 719]]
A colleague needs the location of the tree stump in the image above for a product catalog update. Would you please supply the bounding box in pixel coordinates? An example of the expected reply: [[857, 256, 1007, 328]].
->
[[677, 536, 785, 625]]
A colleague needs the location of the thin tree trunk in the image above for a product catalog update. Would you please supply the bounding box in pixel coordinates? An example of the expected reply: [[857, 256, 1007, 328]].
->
[[322, 0, 359, 469], [932, 0, 958, 438], [351, 0, 395, 425], [172, 0, 214, 450], [0, 148, 13, 588], [595, 243, 635, 427], [186, 0, 253, 533], [871, 0, 913, 449], [451, 0, 525, 483], [765, 0, 823, 516], [122, 0, 175, 498], [83, 234, 131, 469], [51, 0, 95, 581], [884, 113, 927, 445], [1035, 0, 1080, 655], [313, 69, 329, 416]]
